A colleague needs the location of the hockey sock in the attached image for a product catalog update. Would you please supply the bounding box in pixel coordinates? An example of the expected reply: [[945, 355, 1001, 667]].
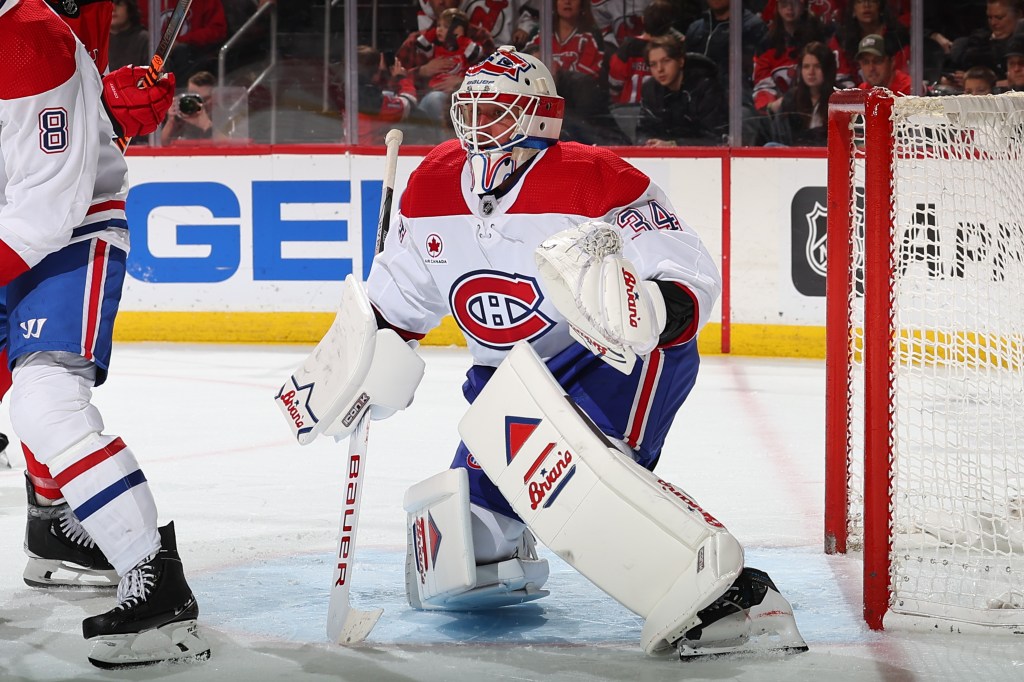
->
[[24, 444, 63, 505], [47, 433, 160, 575]]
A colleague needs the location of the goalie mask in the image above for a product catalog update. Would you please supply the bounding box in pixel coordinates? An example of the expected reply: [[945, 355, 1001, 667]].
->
[[450, 46, 564, 195]]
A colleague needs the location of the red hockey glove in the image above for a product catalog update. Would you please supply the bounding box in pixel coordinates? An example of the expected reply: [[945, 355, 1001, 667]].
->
[[102, 66, 176, 138]]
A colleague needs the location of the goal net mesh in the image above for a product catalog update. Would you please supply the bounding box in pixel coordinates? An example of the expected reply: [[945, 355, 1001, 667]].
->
[[845, 93, 1024, 624]]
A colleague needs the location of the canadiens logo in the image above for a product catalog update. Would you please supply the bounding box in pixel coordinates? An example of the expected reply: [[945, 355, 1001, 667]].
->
[[426, 233, 443, 258], [466, 49, 534, 82], [466, 453, 481, 470], [449, 271, 555, 349]]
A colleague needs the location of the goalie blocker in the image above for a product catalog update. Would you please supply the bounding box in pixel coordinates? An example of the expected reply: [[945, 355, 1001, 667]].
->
[[455, 342, 807, 657], [274, 275, 425, 445]]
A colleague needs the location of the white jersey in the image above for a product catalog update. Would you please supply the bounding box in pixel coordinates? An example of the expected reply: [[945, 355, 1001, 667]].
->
[[0, 0, 128, 279], [367, 139, 722, 368]]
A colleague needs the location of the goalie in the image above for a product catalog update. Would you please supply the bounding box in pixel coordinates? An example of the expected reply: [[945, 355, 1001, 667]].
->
[[286, 47, 806, 658]]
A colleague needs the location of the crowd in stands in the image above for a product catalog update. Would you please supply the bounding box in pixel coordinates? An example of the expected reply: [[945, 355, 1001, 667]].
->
[[116, 0, 1024, 147]]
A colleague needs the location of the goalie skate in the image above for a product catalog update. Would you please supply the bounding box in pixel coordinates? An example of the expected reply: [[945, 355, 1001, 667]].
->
[[676, 568, 807, 661], [23, 475, 117, 589], [83, 522, 210, 669]]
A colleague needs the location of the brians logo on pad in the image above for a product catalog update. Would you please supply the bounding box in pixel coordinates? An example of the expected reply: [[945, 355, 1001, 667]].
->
[[504, 416, 576, 510]]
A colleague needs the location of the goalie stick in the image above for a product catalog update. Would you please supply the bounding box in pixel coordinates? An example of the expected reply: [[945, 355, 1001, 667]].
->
[[325, 128, 404, 644], [114, 0, 193, 151]]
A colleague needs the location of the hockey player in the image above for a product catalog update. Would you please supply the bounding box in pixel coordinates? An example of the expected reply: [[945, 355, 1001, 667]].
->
[[284, 46, 807, 658], [0, 0, 208, 668]]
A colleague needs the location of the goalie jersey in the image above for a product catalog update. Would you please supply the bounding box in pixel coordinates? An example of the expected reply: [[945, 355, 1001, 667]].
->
[[0, 0, 128, 285], [367, 139, 722, 368]]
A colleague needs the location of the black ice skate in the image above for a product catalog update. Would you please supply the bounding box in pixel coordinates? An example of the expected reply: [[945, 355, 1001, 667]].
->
[[83, 522, 211, 669], [23, 474, 118, 589], [676, 567, 808, 660]]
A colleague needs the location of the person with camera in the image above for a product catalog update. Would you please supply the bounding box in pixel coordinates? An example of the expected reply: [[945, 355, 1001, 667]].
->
[[160, 70, 227, 144]]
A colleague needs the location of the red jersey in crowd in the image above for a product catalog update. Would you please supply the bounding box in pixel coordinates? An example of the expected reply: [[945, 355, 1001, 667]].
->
[[139, 0, 225, 48], [527, 28, 603, 77]]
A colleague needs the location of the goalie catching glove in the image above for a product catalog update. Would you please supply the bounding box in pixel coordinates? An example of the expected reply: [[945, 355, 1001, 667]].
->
[[535, 221, 666, 375], [102, 66, 176, 139], [275, 275, 425, 444]]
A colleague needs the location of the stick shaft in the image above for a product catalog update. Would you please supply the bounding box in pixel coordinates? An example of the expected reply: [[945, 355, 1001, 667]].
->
[[115, 0, 194, 152], [374, 130, 404, 255], [326, 130, 402, 643]]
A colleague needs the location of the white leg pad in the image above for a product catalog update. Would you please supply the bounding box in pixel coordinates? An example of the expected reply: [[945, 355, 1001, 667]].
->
[[404, 469, 550, 610], [459, 342, 744, 654]]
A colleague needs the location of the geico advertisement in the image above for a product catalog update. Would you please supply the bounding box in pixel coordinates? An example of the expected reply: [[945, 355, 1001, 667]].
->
[[120, 153, 725, 315]]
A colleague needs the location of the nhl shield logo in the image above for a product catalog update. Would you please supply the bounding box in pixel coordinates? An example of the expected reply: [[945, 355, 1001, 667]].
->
[[804, 201, 828, 278], [790, 187, 827, 297]]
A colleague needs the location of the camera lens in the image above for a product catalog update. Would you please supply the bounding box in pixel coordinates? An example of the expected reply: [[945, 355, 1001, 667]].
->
[[178, 94, 203, 116]]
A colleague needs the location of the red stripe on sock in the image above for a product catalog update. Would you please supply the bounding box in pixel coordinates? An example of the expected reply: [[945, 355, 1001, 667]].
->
[[52, 437, 127, 488], [24, 444, 63, 500]]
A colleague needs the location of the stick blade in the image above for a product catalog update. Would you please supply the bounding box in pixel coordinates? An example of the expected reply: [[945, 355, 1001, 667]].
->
[[327, 604, 383, 644]]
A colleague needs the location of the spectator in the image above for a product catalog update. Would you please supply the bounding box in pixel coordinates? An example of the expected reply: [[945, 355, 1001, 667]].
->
[[753, 0, 828, 115], [758, 0, 843, 25], [139, 0, 227, 80], [922, 1, 989, 83], [684, 0, 768, 95], [109, 0, 149, 70], [592, 0, 648, 49], [527, 0, 604, 80], [831, 0, 909, 88], [1004, 36, 1024, 90], [352, 46, 418, 144], [417, 0, 535, 47], [607, 0, 683, 105], [684, 0, 767, 144], [160, 71, 228, 144], [769, 40, 835, 146], [636, 34, 727, 146], [963, 65, 998, 94], [855, 33, 911, 94], [949, 0, 1024, 87], [414, 8, 486, 122], [397, 0, 495, 114]]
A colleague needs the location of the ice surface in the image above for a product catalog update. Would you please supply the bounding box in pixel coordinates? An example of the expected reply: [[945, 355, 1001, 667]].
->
[[1, 345, 1023, 681]]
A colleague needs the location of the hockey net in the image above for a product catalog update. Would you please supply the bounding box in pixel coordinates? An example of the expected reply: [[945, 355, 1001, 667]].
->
[[825, 88, 1024, 630]]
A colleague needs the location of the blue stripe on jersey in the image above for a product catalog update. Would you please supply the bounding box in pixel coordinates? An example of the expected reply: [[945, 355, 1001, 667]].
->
[[72, 219, 128, 239], [73, 469, 148, 521]]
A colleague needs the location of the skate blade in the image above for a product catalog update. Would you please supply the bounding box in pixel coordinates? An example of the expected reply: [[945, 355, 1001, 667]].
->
[[24, 559, 117, 589], [678, 630, 809, 661], [87, 619, 211, 669]]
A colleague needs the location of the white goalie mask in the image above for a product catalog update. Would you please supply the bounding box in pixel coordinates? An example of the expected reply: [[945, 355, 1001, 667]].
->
[[450, 46, 564, 195]]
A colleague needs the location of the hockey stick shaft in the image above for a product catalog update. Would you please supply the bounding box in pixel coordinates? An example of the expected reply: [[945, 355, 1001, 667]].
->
[[115, 0, 194, 152], [325, 128, 403, 644]]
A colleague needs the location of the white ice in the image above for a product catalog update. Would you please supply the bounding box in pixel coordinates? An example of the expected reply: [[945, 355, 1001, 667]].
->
[[2, 344, 1024, 681]]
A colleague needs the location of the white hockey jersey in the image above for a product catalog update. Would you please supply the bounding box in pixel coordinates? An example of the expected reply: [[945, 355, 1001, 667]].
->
[[0, 0, 128, 286], [367, 140, 722, 368]]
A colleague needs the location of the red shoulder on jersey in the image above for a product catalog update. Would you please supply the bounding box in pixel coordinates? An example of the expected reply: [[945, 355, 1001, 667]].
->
[[400, 139, 469, 218], [0, 0, 78, 100], [511, 143, 651, 217]]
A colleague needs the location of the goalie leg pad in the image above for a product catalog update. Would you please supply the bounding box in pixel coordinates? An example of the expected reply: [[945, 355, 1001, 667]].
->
[[404, 469, 550, 611], [459, 341, 743, 654]]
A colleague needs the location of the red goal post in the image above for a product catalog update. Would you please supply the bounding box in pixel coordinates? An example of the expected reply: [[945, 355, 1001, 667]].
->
[[825, 87, 1024, 631]]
